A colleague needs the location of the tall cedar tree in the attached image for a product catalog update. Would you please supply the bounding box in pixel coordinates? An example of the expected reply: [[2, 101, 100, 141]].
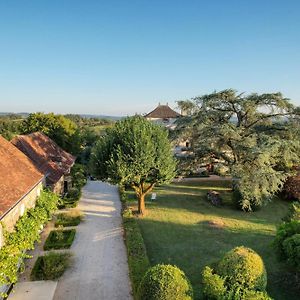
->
[[90, 116, 176, 215], [176, 89, 300, 210]]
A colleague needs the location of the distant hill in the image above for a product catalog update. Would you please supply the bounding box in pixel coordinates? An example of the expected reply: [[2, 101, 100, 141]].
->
[[0, 112, 122, 121], [79, 114, 123, 120]]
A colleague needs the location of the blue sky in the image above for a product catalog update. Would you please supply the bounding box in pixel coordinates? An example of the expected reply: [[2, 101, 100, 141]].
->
[[0, 0, 299, 115]]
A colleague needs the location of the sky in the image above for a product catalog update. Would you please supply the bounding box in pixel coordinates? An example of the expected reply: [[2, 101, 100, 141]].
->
[[0, 0, 299, 116]]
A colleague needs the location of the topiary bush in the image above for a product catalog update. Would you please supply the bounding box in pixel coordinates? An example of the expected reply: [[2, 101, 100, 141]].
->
[[217, 246, 267, 291], [138, 264, 193, 300], [282, 234, 300, 272], [273, 220, 300, 273], [202, 266, 226, 299], [202, 246, 270, 300]]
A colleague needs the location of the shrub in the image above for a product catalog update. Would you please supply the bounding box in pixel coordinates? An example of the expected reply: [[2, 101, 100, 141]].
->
[[282, 234, 300, 272], [0, 190, 59, 294], [31, 252, 71, 280], [70, 163, 87, 189], [217, 246, 267, 291], [202, 266, 226, 299], [273, 221, 300, 261], [44, 229, 76, 250], [282, 202, 300, 222], [55, 210, 83, 227], [67, 187, 81, 201], [122, 206, 150, 297], [242, 290, 272, 300], [202, 247, 270, 300], [138, 264, 193, 300]]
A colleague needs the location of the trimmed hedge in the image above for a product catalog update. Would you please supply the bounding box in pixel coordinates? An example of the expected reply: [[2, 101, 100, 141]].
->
[[55, 212, 82, 227], [120, 186, 150, 299], [138, 264, 193, 300], [31, 252, 71, 280], [273, 220, 300, 273], [44, 229, 76, 250]]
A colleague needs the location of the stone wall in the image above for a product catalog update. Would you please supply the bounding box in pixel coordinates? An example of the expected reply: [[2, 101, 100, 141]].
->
[[0, 181, 43, 238], [52, 175, 65, 195]]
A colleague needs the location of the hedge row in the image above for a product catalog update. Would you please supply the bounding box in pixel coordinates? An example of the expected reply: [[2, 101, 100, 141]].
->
[[0, 190, 59, 296], [274, 202, 300, 274], [43, 229, 76, 250], [119, 186, 150, 299]]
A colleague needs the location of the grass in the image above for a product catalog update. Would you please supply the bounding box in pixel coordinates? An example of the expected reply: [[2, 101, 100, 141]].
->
[[55, 210, 83, 227], [126, 180, 298, 300], [31, 252, 72, 280], [44, 229, 76, 250]]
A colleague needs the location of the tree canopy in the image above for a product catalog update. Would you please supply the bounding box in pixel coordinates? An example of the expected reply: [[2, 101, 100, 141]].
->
[[90, 116, 176, 215], [21, 112, 81, 155], [176, 89, 300, 210]]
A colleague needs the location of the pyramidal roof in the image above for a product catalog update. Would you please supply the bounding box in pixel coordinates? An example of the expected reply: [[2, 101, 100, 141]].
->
[[145, 104, 181, 119]]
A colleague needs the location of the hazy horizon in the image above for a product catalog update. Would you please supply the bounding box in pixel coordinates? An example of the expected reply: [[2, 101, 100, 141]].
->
[[1, 1, 299, 115]]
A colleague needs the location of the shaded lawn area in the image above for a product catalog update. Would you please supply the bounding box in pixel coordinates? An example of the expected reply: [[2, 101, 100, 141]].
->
[[126, 180, 297, 300]]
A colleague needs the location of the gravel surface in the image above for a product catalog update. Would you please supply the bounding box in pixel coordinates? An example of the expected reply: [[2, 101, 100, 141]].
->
[[53, 180, 132, 300]]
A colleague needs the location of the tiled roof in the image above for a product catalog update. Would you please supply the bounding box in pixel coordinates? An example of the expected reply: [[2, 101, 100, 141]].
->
[[0, 135, 44, 218], [11, 132, 75, 185], [145, 104, 181, 119]]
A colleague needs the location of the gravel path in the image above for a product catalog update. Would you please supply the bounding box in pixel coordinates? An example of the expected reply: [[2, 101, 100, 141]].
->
[[53, 180, 132, 300]]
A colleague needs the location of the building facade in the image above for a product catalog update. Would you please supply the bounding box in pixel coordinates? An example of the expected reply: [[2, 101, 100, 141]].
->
[[0, 136, 44, 247]]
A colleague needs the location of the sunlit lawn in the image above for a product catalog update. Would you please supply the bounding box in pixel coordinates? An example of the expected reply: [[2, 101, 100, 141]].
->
[[126, 180, 297, 300]]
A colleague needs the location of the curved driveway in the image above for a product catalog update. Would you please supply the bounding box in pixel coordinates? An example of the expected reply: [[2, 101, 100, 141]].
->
[[53, 181, 132, 300]]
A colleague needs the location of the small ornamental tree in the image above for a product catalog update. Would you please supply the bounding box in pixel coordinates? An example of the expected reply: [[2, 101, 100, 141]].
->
[[90, 116, 176, 215]]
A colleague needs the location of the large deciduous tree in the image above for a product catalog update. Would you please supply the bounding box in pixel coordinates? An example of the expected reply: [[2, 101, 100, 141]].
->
[[89, 116, 176, 215], [21, 112, 81, 155], [176, 89, 300, 210]]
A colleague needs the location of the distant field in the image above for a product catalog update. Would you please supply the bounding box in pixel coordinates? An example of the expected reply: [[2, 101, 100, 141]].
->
[[91, 124, 114, 135], [126, 180, 297, 300]]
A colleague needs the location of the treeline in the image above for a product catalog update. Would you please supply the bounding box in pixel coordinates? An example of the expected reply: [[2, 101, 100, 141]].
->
[[0, 113, 115, 164]]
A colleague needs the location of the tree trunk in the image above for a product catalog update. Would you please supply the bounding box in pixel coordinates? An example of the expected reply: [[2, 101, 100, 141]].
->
[[138, 194, 146, 215]]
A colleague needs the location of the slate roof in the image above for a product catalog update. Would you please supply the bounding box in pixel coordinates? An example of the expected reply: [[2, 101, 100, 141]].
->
[[0, 135, 44, 218], [11, 132, 75, 185], [145, 104, 181, 119]]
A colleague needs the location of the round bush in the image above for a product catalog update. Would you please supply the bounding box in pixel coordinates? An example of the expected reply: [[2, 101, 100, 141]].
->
[[138, 264, 193, 300], [217, 246, 267, 291]]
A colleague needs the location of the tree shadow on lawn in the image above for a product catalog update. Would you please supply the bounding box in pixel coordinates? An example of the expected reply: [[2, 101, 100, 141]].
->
[[137, 217, 298, 300], [148, 183, 289, 227]]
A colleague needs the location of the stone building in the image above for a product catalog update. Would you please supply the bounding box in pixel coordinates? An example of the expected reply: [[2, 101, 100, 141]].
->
[[0, 135, 44, 247], [12, 132, 75, 195]]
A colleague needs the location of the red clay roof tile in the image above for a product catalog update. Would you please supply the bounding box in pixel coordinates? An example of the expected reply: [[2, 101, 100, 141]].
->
[[11, 132, 75, 185], [0, 135, 44, 218]]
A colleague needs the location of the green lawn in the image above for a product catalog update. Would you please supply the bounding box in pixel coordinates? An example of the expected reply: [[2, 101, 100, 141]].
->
[[127, 180, 298, 300]]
